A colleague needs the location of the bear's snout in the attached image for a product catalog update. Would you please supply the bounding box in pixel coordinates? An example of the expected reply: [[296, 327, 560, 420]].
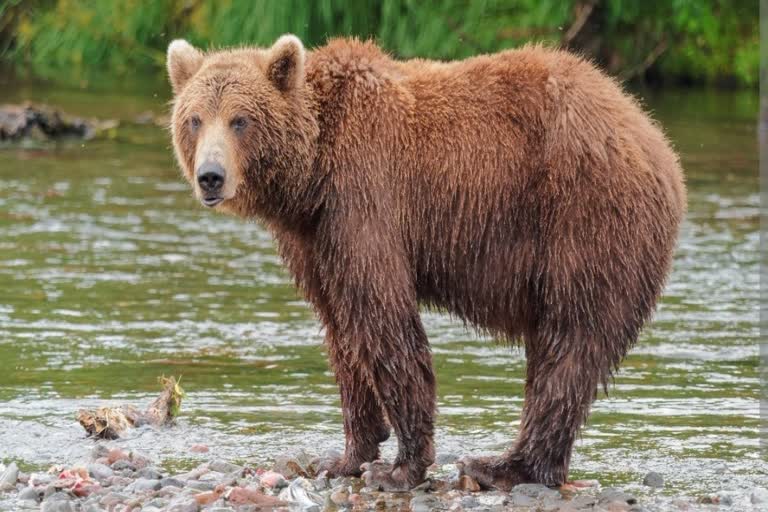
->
[[196, 161, 225, 207]]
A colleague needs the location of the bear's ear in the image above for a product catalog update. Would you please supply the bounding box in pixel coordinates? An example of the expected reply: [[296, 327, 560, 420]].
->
[[167, 39, 203, 94], [266, 34, 305, 92]]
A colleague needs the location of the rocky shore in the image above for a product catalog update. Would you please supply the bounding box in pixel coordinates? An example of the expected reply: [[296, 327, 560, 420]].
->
[[3, 447, 765, 511]]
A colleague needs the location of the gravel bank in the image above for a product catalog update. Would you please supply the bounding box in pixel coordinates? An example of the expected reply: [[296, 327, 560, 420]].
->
[[1, 447, 764, 511]]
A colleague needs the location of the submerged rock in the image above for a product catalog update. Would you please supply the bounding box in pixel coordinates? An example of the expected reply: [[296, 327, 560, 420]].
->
[[642, 471, 664, 488], [0, 103, 118, 142]]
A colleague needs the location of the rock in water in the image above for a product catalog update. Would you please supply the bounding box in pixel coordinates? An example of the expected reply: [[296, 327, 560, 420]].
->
[[0, 103, 117, 142], [642, 471, 664, 488]]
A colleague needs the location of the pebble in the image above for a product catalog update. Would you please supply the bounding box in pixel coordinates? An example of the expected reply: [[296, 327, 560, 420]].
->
[[208, 460, 242, 474], [436, 452, 460, 465], [410, 494, 443, 512], [599, 488, 637, 505], [110, 459, 135, 472], [186, 479, 217, 491], [512, 482, 552, 497], [41, 501, 75, 512], [137, 467, 163, 480], [127, 477, 161, 493], [161, 477, 185, 488], [259, 470, 288, 489], [642, 471, 664, 488], [17, 485, 42, 502], [86, 462, 114, 481], [0, 454, 682, 512]]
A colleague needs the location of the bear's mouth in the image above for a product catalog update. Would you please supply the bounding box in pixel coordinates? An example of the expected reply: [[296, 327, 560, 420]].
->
[[201, 196, 224, 208]]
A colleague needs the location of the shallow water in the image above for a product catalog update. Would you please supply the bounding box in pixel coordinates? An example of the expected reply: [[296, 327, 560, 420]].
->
[[0, 81, 763, 503]]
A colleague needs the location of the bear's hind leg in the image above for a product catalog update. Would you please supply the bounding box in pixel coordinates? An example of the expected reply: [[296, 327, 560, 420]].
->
[[459, 330, 606, 489]]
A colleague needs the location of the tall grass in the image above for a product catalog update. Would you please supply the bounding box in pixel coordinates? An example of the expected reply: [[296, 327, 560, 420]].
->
[[0, 0, 758, 88]]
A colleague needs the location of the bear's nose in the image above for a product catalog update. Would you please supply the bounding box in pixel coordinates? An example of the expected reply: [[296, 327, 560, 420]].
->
[[196, 162, 225, 193]]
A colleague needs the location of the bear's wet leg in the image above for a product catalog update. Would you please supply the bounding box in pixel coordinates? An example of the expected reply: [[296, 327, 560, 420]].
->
[[361, 326, 436, 491], [315, 332, 390, 477], [459, 337, 603, 489]]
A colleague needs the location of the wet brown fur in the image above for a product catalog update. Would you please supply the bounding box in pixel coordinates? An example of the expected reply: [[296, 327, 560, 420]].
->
[[168, 36, 686, 490]]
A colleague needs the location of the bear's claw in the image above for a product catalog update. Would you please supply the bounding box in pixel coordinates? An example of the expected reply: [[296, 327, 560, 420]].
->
[[361, 460, 417, 492], [314, 454, 367, 478], [456, 456, 529, 491]]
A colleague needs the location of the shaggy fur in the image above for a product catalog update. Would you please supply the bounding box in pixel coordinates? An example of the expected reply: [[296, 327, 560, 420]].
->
[[167, 35, 686, 491]]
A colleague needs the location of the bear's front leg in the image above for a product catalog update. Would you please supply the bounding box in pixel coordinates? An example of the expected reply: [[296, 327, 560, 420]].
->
[[359, 331, 436, 491], [315, 328, 391, 477], [315, 213, 436, 491]]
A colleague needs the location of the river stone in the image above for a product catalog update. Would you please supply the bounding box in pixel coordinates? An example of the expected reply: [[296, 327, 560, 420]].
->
[[161, 477, 185, 488], [209, 460, 243, 474], [509, 493, 536, 507], [186, 479, 216, 491], [571, 495, 598, 509], [87, 462, 114, 481], [128, 477, 161, 492], [41, 501, 75, 512], [410, 494, 444, 512], [599, 489, 637, 505], [436, 452, 460, 465], [137, 467, 163, 480], [100, 491, 128, 507], [198, 470, 225, 482], [111, 459, 135, 472], [512, 482, 552, 497], [17, 486, 42, 502], [642, 471, 664, 488]]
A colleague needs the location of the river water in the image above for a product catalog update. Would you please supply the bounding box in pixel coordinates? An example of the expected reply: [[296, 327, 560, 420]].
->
[[0, 81, 763, 504]]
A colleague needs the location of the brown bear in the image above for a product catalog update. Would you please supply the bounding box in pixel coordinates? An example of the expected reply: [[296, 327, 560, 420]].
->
[[166, 35, 685, 491]]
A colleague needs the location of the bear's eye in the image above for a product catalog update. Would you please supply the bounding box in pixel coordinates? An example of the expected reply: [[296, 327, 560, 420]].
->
[[189, 116, 201, 131], [231, 116, 248, 132]]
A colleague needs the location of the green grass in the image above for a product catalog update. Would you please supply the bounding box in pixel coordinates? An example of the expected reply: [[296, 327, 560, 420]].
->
[[0, 0, 759, 88]]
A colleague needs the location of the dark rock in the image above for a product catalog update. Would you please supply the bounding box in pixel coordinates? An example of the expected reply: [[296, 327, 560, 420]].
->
[[137, 467, 163, 480], [111, 460, 135, 472], [161, 477, 185, 488], [208, 460, 242, 474], [599, 489, 637, 505], [460, 495, 480, 508], [512, 482, 552, 497], [436, 452, 460, 465], [642, 471, 664, 488], [185, 480, 216, 491], [571, 495, 598, 509], [87, 462, 114, 481], [0, 103, 115, 141]]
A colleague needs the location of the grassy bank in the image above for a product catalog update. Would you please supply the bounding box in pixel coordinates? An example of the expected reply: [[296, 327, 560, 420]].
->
[[0, 0, 759, 88]]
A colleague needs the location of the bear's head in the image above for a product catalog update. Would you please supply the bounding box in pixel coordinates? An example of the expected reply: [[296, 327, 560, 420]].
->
[[167, 35, 319, 222]]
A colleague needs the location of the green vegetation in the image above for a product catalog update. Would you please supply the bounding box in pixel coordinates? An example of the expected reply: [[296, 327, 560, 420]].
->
[[0, 0, 758, 88]]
